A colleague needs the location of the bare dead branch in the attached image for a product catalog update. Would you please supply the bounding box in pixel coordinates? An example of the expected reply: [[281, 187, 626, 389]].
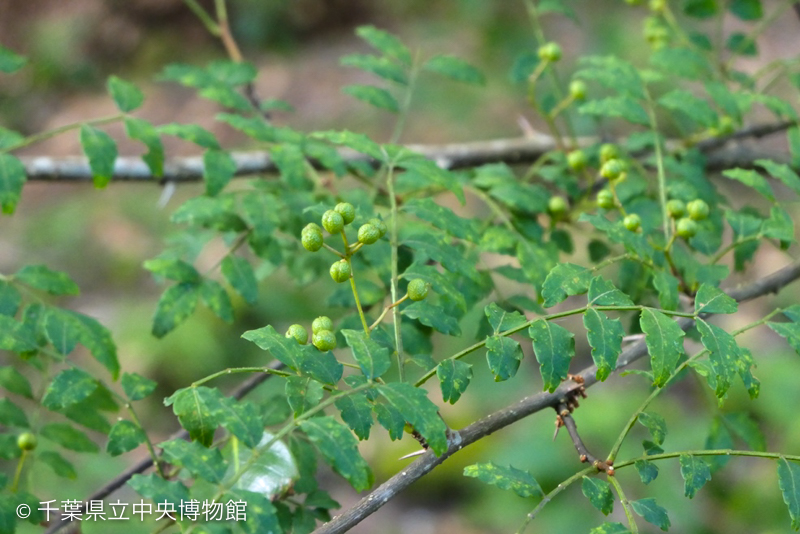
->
[[312, 258, 800, 534], [18, 121, 795, 183]]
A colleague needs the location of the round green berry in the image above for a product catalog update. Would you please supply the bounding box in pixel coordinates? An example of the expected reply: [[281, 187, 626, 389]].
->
[[358, 223, 381, 245], [569, 79, 588, 101], [312, 316, 333, 334], [676, 217, 698, 239], [17, 432, 37, 451], [687, 199, 709, 221], [321, 210, 345, 235], [567, 150, 588, 172], [718, 116, 735, 135], [597, 189, 615, 209], [285, 324, 308, 345], [312, 330, 337, 351], [407, 279, 429, 301], [600, 144, 621, 164], [600, 159, 624, 181], [666, 199, 686, 219], [368, 218, 387, 238], [330, 260, 351, 283], [334, 202, 356, 225], [537, 42, 562, 62], [623, 213, 641, 232], [301, 223, 323, 252], [548, 196, 568, 216]]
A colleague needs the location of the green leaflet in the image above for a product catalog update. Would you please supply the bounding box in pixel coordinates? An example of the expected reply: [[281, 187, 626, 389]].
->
[[355, 25, 412, 66], [121, 372, 157, 401], [124, 117, 164, 177], [79, 125, 118, 188], [529, 319, 575, 393], [342, 84, 399, 113], [0, 153, 26, 214], [157, 123, 220, 149], [41, 367, 98, 410], [588, 276, 633, 306], [694, 284, 738, 314], [378, 382, 448, 456], [14, 264, 79, 296], [0, 44, 27, 73], [285, 376, 325, 418], [311, 130, 384, 161], [696, 318, 741, 397], [40, 423, 99, 453], [43, 307, 83, 355], [164, 386, 221, 447], [342, 329, 391, 380], [228, 490, 281, 534], [756, 159, 800, 195], [243, 325, 303, 370], [403, 197, 479, 241], [214, 397, 264, 448], [203, 148, 237, 196], [584, 308, 625, 381], [630, 497, 671, 531], [341, 53, 408, 84], [679, 454, 711, 498], [107, 75, 144, 112], [640, 308, 685, 387], [402, 300, 461, 336], [541, 263, 592, 308], [271, 143, 309, 189], [0, 366, 33, 398], [729, 0, 762, 20], [106, 420, 146, 456], [299, 416, 374, 491], [658, 89, 718, 128], [160, 438, 228, 483], [463, 462, 542, 498], [335, 393, 374, 440], [422, 54, 486, 85], [143, 257, 200, 283], [722, 168, 774, 200], [635, 459, 659, 484], [486, 335, 523, 382], [778, 457, 800, 530], [39, 451, 76, 479], [652, 271, 679, 311], [0, 399, 28, 428], [484, 302, 528, 334], [199, 279, 234, 323], [0, 281, 21, 316], [582, 477, 614, 515], [221, 255, 258, 305], [151, 282, 200, 338], [638, 412, 667, 446], [436, 359, 473, 404]]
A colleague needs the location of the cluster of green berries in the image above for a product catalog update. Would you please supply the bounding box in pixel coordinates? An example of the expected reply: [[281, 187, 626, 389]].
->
[[286, 316, 338, 351], [301, 202, 388, 284], [668, 198, 709, 239]]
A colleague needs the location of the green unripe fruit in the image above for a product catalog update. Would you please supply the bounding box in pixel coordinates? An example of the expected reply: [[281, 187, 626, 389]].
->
[[537, 42, 562, 62], [569, 79, 588, 101], [368, 218, 387, 238], [718, 116, 735, 135], [567, 150, 588, 172], [358, 223, 381, 245], [330, 260, 351, 283], [623, 213, 641, 232], [321, 210, 345, 235], [548, 196, 568, 216], [600, 144, 621, 164], [17, 432, 37, 451], [687, 199, 709, 221], [312, 330, 336, 351], [649, 0, 666, 12], [597, 189, 615, 209], [312, 316, 333, 334], [600, 159, 624, 181], [666, 199, 686, 219], [285, 324, 308, 345], [301, 223, 323, 252], [676, 217, 698, 239], [407, 279, 429, 301], [334, 202, 356, 225]]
